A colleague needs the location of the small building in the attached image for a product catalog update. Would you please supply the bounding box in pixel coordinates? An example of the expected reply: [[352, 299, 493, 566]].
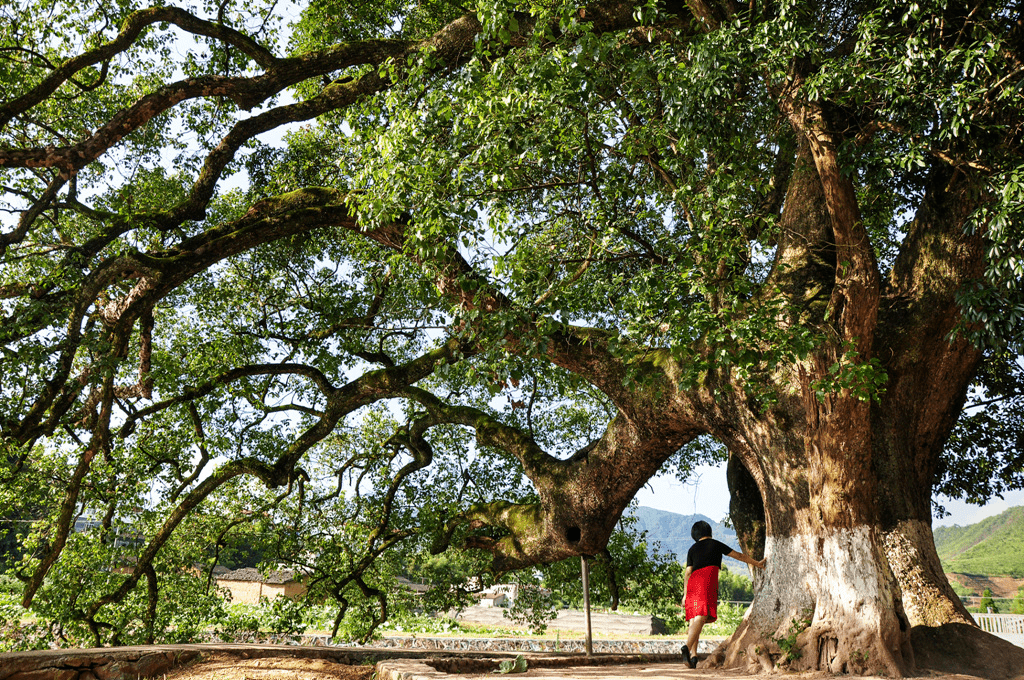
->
[[478, 591, 507, 608], [216, 567, 305, 604], [479, 585, 552, 606]]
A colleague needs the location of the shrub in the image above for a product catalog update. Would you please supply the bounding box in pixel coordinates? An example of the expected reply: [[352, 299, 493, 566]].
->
[[702, 602, 747, 637], [772, 609, 814, 665], [504, 585, 557, 634], [980, 589, 998, 613], [1011, 587, 1024, 615]]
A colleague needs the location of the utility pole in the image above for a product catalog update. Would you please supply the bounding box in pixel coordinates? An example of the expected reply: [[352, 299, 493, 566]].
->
[[581, 556, 593, 656]]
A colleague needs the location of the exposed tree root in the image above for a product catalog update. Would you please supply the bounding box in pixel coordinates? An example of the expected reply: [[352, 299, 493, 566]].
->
[[911, 623, 1024, 680], [704, 620, 1024, 679]]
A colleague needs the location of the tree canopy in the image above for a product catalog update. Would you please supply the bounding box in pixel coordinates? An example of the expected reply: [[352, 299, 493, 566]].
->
[[2, 0, 1024, 673]]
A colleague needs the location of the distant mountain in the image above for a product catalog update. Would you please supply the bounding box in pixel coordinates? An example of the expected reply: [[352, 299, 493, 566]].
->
[[935, 506, 1024, 578], [626, 506, 744, 570]]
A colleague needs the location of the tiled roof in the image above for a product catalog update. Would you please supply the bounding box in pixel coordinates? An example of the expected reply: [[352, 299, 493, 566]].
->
[[217, 567, 299, 583]]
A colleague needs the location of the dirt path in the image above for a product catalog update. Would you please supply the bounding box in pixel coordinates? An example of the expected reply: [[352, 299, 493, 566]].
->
[[164, 653, 377, 680]]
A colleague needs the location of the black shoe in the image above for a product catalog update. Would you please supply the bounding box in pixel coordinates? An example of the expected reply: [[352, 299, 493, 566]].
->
[[681, 645, 691, 665], [688, 654, 698, 669]]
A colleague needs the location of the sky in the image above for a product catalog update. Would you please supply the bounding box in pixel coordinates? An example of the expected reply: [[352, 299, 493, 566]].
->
[[635, 462, 1024, 528]]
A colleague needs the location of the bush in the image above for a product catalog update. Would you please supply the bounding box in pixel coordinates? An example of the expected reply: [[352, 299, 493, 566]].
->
[[0, 584, 23, 627], [301, 602, 341, 632], [0, 575, 21, 598], [379, 613, 463, 635], [980, 589, 998, 613], [0, 580, 59, 653], [504, 585, 557, 634], [701, 602, 747, 638], [1011, 587, 1024, 615], [263, 595, 307, 635], [216, 596, 308, 641], [218, 603, 263, 641]]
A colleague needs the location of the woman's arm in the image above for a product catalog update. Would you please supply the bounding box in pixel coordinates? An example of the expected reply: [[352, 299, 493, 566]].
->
[[727, 550, 767, 569]]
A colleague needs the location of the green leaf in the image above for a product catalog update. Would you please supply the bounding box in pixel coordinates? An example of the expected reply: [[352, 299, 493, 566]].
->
[[494, 655, 528, 673]]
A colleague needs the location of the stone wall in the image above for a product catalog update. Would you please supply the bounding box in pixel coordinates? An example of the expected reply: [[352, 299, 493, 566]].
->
[[245, 634, 712, 655], [366, 636, 695, 655], [376, 651, 693, 680], [0, 646, 204, 680]]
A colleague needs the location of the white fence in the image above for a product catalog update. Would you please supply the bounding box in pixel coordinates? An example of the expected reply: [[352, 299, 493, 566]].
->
[[975, 614, 1024, 648]]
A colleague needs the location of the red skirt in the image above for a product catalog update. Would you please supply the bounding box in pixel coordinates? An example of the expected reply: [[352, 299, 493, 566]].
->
[[685, 566, 720, 622]]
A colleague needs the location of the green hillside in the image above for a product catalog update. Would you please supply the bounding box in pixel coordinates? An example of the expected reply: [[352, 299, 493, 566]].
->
[[934, 506, 1024, 577]]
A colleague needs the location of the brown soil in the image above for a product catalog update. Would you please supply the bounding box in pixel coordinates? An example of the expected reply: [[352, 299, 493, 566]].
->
[[946, 574, 1024, 599], [164, 653, 377, 680]]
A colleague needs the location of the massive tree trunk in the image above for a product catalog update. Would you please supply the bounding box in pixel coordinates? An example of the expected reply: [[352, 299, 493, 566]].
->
[[712, 133, 912, 673], [702, 137, 1016, 674], [712, 387, 916, 675], [872, 167, 987, 629]]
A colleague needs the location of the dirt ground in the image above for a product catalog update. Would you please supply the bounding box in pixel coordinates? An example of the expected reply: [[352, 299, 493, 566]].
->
[[160, 653, 988, 680], [165, 653, 378, 680]]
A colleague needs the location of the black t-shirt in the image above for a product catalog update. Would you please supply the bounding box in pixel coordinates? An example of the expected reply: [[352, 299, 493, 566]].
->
[[686, 538, 733, 571]]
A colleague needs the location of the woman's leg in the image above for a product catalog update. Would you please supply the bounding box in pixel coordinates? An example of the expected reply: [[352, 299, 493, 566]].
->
[[686, 615, 707, 657]]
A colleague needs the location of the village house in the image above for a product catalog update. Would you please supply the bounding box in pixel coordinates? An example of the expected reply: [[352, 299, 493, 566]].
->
[[477, 591, 507, 608], [216, 567, 305, 604]]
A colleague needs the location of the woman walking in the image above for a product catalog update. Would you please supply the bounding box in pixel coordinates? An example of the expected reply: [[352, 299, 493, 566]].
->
[[682, 521, 766, 669]]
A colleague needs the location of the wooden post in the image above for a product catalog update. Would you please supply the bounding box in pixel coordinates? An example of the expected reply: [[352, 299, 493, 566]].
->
[[581, 556, 593, 656]]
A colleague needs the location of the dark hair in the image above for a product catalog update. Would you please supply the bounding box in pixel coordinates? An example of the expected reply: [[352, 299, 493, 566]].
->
[[691, 521, 712, 541]]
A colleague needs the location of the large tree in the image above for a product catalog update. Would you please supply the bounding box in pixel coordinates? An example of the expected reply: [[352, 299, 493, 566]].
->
[[2, 0, 1023, 674]]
